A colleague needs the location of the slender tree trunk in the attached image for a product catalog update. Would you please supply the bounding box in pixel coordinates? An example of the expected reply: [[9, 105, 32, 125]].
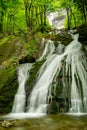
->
[[70, 9, 76, 29], [35, 6, 38, 25], [80, 0, 87, 23], [0, 11, 4, 32], [66, 8, 70, 30], [82, 5, 86, 23], [23, 0, 29, 29], [44, 5, 46, 25], [40, 6, 43, 25]]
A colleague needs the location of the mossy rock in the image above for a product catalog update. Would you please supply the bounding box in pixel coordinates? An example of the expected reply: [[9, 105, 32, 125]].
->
[[47, 98, 58, 114], [0, 67, 18, 113], [55, 30, 73, 46]]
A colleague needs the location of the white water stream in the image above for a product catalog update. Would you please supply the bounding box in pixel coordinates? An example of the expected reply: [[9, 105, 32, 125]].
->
[[38, 39, 55, 61], [12, 63, 33, 113]]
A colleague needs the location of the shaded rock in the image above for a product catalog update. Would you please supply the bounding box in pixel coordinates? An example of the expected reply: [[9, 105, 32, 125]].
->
[[77, 24, 87, 45], [47, 97, 58, 114], [19, 56, 36, 64], [55, 30, 73, 46], [47, 97, 70, 114]]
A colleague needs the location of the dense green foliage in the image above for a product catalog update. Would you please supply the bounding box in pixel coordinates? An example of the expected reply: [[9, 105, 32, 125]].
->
[[58, 0, 87, 29], [0, 0, 87, 34], [0, 0, 55, 34]]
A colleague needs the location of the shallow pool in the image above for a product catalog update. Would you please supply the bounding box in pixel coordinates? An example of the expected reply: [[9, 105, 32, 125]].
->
[[0, 114, 87, 130]]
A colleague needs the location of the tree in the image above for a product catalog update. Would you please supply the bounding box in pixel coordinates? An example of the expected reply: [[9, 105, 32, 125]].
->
[[0, 0, 22, 33], [73, 0, 87, 23], [58, 0, 77, 30], [23, 0, 56, 33]]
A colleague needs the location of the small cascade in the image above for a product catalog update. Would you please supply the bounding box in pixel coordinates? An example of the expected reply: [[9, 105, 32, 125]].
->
[[28, 54, 64, 113], [38, 39, 55, 61], [65, 34, 87, 113], [12, 63, 33, 113]]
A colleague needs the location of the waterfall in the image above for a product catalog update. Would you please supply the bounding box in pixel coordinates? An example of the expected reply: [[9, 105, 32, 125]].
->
[[12, 63, 33, 113], [38, 39, 55, 61], [8, 33, 87, 118], [27, 34, 87, 114], [28, 54, 64, 113], [64, 34, 87, 112]]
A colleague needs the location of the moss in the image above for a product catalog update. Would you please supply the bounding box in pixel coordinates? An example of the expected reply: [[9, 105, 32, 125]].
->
[[27, 39, 38, 56], [0, 35, 20, 64], [0, 36, 10, 47], [0, 66, 18, 113], [0, 67, 15, 88]]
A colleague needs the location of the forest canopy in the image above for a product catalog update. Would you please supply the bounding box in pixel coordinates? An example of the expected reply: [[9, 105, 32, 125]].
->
[[0, 0, 87, 34]]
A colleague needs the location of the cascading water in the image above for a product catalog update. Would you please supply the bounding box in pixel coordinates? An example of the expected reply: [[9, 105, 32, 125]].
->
[[11, 63, 33, 113], [5, 33, 87, 119], [27, 34, 87, 114], [38, 39, 55, 61], [28, 54, 64, 113], [64, 34, 87, 113]]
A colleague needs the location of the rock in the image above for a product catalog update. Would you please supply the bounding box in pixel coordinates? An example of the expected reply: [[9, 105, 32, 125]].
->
[[59, 107, 64, 113], [1, 120, 14, 128], [19, 56, 36, 64], [47, 97, 58, 114], [55, 30, 73, 46], [77, 24, 87, 45]]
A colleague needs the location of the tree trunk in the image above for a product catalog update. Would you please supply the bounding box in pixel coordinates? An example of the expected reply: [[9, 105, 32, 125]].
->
[[82, 5, 86, 23], [66, 8, 70, 30], [70, 9, 76, 29], [0, 11, 4, 32], [44, 5, 46, 25]]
